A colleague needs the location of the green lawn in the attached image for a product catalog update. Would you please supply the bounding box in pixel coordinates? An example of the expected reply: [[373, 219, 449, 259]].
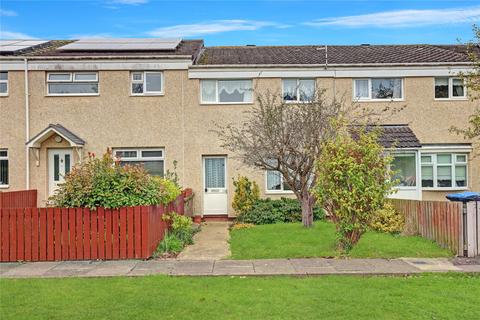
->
[[1, 274, 479, 319], [229, 221, 453, 259]]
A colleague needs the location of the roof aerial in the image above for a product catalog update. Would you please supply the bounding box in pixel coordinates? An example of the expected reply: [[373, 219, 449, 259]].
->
[[0, 40, 50, 53], [57, 38, 182, 51]]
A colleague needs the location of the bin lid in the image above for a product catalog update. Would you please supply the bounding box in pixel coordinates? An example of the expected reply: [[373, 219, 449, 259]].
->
[[446, 191, 480, 202]]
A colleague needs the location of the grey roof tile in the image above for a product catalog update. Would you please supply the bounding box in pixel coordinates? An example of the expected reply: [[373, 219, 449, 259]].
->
[[197, 44, 474, 65], [350, 124, 421, 148]]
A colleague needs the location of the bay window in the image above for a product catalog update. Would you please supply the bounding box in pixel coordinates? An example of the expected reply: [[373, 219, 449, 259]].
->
[[47, 72, 99, 95], [391, 153, 417, 187], [114, 148, 164, 177], [435, 77, 466, 99], [201, 79, 253, 104], [421, 153, 467, 189], [282, 79, 315, 102], [131, 71, 163, 95], [354, 78, 403, 100], [0, 149, 8, 187]]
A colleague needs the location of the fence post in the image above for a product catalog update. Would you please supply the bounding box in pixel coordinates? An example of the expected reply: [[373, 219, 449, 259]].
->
[[466, 201, 479, 257]]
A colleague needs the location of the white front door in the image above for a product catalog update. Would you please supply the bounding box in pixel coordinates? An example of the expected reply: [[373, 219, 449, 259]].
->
[[48, 149, 73, 196], [203, 156, 228, 215]]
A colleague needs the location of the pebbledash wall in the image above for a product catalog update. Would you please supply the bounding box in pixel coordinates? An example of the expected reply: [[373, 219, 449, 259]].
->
[[1, 57, 479, 217]]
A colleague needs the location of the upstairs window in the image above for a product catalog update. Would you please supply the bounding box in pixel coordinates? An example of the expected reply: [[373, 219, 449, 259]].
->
[[113, 148, 165, 177], [201, 79, 253, 104], [0, 149, 8, 187], [282, 79, 315, 102], [0, 72, 8, 96], [435, 77, 466, 99], [421, 153, 467, 189], [131, 71, 164, 95], [47, 72, 98, 95], [354, 78, 403, 100]]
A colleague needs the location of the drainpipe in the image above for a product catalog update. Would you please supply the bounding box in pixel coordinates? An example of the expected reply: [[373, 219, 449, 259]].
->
[[24, 58, 30, 189]]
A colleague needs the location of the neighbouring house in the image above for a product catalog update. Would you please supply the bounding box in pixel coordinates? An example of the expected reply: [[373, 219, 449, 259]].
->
[[0, 39, 478, 219]]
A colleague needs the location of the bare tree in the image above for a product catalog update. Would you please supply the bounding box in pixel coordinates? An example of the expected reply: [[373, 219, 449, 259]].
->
[[213, 89, 391, 227]]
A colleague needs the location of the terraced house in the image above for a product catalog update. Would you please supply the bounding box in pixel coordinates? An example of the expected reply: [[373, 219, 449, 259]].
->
[[0, 39, 478, 219]]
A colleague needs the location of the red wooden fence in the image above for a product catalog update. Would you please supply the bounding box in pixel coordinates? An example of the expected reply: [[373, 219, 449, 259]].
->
[[391, 199, 463, 255], [0, 190, 37, 209], [0, 193, 188, 262]]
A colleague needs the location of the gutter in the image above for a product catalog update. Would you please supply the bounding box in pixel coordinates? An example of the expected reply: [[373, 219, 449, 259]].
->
[[189, 61, 474, 69], [0, 55, 193, 61], [24, 58, 30, 189]]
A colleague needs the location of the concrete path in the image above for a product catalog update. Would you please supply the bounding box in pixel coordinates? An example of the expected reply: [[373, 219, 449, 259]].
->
[[177, 222, 230, 260], [1, 258, 478, 278]]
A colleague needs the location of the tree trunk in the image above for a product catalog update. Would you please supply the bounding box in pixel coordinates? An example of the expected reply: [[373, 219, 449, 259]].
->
[[300, 191, 314, 228]]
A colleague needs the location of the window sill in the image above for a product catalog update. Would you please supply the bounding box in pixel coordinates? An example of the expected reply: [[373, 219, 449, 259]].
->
[[394, 186, 418, 190], [0, 185, 9, 189], [130, 93, 165, 97], [434, 98, 469, 102], [354, 99, 405, 103], [46, 94, 100, 97], [265, 190, 295, 195], [422, 187, 468, 191], [200, 102, 254, 106], [0, 94, 8, 97]]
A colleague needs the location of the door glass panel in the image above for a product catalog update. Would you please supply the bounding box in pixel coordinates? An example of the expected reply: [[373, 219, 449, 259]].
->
[[64, 154, 71, 175], [205, 158, 225, 188], [54, 154, 60, 181]]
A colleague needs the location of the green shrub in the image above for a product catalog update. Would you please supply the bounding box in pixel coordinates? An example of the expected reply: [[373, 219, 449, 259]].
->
[[232, 176, 260, 215], [370, 202, 405, 234], [237, 198, 325, 225], [156, 233, 184, 255], [164, 212, 194, 245], [49, 150, 181, 209]]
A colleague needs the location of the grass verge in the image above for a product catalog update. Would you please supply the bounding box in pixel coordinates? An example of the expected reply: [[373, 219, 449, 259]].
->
[[1, 273, 479, 320]]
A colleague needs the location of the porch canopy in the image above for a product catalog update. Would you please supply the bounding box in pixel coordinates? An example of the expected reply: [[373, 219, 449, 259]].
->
[[349, 124, 421, 149], [26, 123, 85, 148]]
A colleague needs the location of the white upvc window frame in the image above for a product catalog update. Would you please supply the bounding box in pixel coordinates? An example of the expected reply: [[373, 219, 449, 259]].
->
[[390, 151, 418, 190], [265, 170, 294, 194], [46, 72, 99, 96], [130, 71, 164, 96], [282, 78, 316, 103], [353, 78, 404, 101], [113, 148, 165, 176], [0, 149, 8, 188], [200, 79, 253, 105], [0, 71, 8, 96], [420, 152, 468, 190], [434, 77, 467, 100]]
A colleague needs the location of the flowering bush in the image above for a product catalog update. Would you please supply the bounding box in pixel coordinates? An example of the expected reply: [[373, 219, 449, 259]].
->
[[49, 150, 181, 209]]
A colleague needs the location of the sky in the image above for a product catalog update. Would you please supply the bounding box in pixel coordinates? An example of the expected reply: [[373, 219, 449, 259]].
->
[[0, 0, 479, 46]]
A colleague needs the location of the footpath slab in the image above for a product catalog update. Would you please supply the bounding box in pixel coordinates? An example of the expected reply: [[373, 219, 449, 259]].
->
[[1, 257, 479, 279]]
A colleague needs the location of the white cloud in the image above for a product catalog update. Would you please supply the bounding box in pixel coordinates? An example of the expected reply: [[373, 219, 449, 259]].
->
[[0, 30, 35, 39], [148, 20, 288, 37], [0, 9, 17, 16], [305, 6, 480, 28], [109, 0, 148, 5]]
